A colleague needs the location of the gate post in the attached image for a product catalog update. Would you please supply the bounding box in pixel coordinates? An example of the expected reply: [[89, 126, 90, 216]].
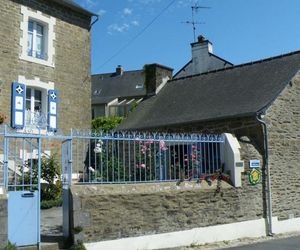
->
[[3, 125, 8, 189], [62, 130, 72, 240]]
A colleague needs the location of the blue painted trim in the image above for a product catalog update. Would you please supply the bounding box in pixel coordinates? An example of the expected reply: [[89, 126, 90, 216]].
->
[[47, 89, 58, 131], [11, 82, 26, 129]]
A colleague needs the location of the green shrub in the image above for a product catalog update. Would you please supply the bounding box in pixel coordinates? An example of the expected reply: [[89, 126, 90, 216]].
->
[[4, 241, 17, 250], [69, 243, 86, 250], [20, 154, 62, 208], [41, 197, 63, 209], [91, 116, 123, 133]]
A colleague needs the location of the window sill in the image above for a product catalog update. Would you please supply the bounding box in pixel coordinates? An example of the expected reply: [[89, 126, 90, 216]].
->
[[20, 54, 54, 68]]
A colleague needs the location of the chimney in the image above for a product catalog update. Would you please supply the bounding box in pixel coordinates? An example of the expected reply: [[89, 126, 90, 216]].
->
[[190, 35, 213, 75], [116, 65, 124, 76], [144, 64, 173, 96]]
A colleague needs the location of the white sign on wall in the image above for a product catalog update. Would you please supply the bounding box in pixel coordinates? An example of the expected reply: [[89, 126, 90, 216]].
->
[[250, 160, 260, 168]]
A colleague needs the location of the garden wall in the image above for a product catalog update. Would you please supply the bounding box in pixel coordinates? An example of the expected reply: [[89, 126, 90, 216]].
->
[[0, 193, 8, 249], [70, 172, 264, 244]]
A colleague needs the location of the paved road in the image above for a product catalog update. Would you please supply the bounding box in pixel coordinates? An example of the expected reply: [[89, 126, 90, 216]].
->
[[223, 236, 300, 250]]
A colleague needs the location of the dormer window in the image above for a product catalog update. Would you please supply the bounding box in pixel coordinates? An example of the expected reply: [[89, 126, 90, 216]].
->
[[135, 83, 144, 89], [93, 89, 102, 96], [27, 20, 47, 60]]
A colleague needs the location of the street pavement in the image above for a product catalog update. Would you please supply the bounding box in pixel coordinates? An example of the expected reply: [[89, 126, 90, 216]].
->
[[181, 233, 300, 250], [222, 236, 300, 250]]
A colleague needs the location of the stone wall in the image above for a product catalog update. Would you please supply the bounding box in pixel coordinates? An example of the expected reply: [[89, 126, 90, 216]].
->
[[265, 72, 300, 220], [70, 141, 264, 244], [0, 193, 8, 249], [0, 0, 92, 132]]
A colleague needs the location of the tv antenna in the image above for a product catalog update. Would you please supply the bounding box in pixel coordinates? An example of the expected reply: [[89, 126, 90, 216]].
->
[[182, 2, 210, 42]]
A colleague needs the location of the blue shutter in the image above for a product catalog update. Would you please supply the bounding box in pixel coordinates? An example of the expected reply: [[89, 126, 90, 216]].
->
[[11, 82, 26, 129], [48, 89, 58, 131]]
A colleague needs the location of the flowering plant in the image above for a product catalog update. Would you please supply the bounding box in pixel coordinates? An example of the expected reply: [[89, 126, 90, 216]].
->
[[0, 112, 6, 124]]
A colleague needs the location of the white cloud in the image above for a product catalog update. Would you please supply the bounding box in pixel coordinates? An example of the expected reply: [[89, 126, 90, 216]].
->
[[138, 0, 162, 4], [123, 8, 133, 16], [131, 20, 139, 26], [97, 9, 106, 17], [81, 0, 97, 7], [108, 23, 130, 34]]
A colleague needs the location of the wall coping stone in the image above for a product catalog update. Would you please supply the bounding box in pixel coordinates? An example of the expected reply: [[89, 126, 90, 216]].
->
[[72, 181, 233, 196]]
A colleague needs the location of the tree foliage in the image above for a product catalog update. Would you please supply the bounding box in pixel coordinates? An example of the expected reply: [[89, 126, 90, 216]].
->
[[91, 116, 123, 132]]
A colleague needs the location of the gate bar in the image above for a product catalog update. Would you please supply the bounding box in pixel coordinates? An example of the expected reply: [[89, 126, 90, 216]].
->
[[37, 136, 42, 250]]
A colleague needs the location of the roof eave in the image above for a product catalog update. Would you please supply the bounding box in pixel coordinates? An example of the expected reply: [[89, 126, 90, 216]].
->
[[118, 112, 258, 132], [50, 0, 98, 17]]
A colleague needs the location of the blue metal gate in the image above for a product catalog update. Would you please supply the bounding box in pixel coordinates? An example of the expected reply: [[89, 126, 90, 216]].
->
[[1, 127, 42, 248], [8, 191, 38, 246]]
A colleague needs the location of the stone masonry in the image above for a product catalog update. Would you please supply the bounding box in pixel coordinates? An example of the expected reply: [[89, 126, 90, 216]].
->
[[71, 176, 264, 243], [0, 0, 92, 132], [266, 72, 300, 220], [0, 193, 8, 249]]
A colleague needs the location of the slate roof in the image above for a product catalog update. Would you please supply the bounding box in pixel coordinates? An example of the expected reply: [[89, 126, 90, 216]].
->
[[51, 0, 97, 16], [92, 70, 146, 105], [119, 51, 300, 131]]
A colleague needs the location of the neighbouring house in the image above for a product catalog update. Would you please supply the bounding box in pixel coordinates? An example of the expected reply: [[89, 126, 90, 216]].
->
[[0, 0, 97, 133], [174, 35, 233, 78], [86, 50, 300, 248], [91, 64, 173, 118]]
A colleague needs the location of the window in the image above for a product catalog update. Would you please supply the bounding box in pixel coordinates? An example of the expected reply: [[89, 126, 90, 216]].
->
[[27, 20, 47, 60], [135, 83, 144, 89], [20, 6, 56, 67], [25, 87, 47, 128]]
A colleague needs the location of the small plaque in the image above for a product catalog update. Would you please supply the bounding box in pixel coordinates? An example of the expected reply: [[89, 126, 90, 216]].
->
[[250, 160, 260, 168], [235, 161, 244, 168], [249, 168, 262, 185]]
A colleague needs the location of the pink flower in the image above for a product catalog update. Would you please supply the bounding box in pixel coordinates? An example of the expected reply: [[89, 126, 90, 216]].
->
[[137, 163, 146, 169]]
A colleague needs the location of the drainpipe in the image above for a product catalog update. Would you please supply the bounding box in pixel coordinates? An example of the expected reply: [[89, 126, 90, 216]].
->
[[256, 114, 273, 236], [89, 15, 99, 31]]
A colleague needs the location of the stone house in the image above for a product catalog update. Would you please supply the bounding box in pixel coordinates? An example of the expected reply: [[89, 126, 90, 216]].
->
[[80, 50, 300, 249], [0, 0, 97, 133], [92, 64, 173, 118]]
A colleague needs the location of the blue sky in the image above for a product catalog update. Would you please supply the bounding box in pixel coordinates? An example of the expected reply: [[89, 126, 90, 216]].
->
[[74, 0, 300, 75]]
